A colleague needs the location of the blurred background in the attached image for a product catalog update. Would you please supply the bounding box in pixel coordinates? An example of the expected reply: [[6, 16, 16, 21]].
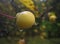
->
[[0, 0, 60, 44]]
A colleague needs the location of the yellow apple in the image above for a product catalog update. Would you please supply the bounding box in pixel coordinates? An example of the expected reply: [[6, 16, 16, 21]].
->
[[40, 25, 46, 31], [16, 11, 35, 29], [48, 12, 57, 22], [40, 35, 45, 40], [41, 32, 47, 36], [40, 32, 47, 40], [49, 15, 57, 22]]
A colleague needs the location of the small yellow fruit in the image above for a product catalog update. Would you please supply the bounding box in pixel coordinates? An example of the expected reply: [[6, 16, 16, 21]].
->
[[16, 11, 35, 29], [49, 15, 57, 22], [41, 32, 47, 36], [40, 25, 46, 31], [40, 35, 45, 40], [40, 32, 47, 40], [48, 12, 57, 22], [34, 29, 38, 33]]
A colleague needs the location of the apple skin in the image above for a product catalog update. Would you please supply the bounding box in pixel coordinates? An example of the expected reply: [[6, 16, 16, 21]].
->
[[16, 11, 35, 29], [49, 15, 57, 22]]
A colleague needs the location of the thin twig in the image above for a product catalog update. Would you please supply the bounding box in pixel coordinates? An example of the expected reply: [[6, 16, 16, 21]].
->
[[0, 11, 16, 19]]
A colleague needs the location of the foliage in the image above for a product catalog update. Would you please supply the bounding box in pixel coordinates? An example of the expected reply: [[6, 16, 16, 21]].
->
[[0, 0, 60, 39]]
